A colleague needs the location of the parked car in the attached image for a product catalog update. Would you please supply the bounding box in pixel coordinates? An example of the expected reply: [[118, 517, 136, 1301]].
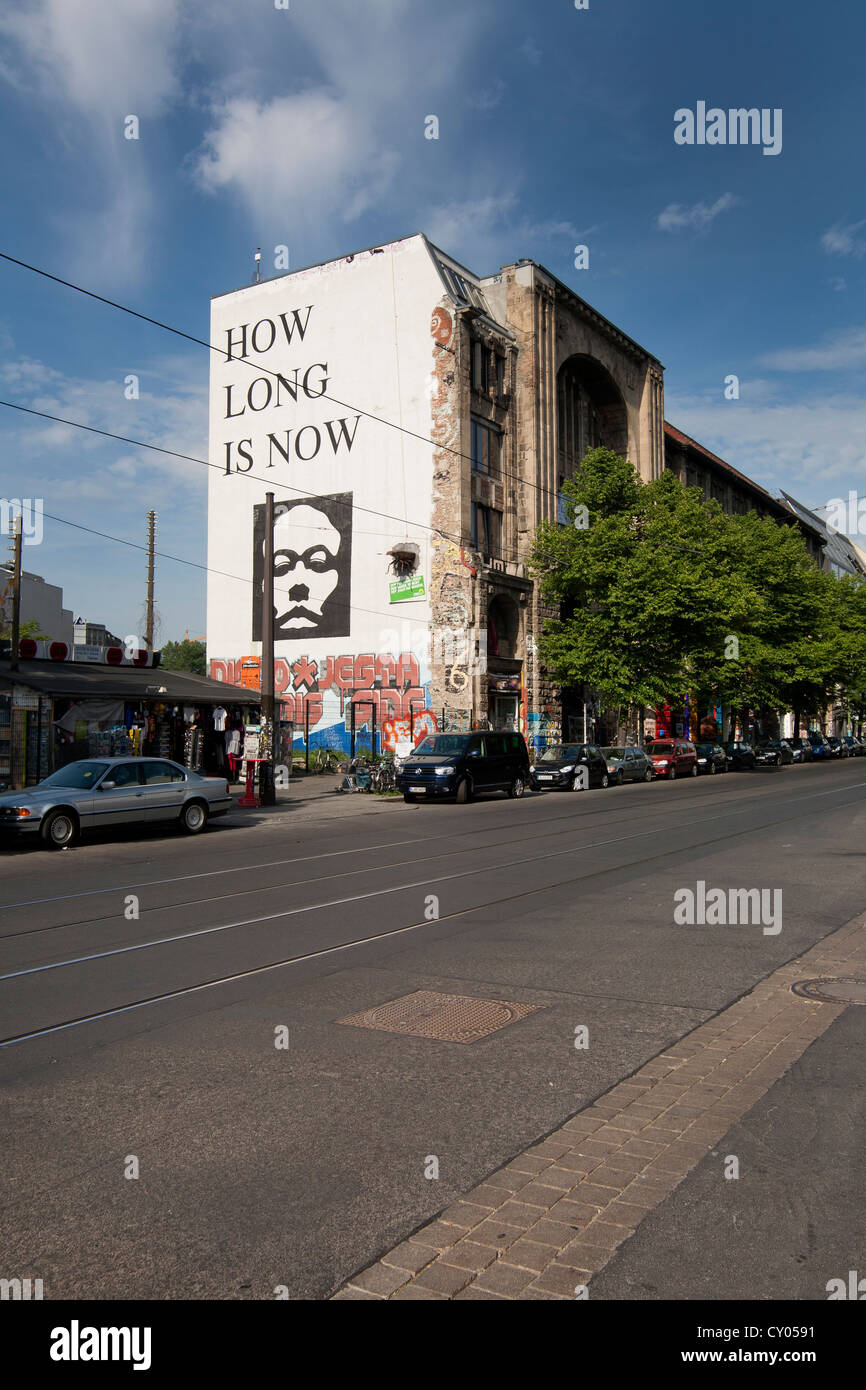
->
[[723, 741, 757, 771], [0, 757, 232, 848], [842, 735, 865, 756], [397, 731, 531, 803], [646, 740, 698, 779], [826, 736, 850, 759], [530, 742, 610, 791], [755, 739, 794, 767], [695, 743, 728, 775], [787, 737, 813, 763], [600, 746, 655, 785], [808, 735, 834, 761]]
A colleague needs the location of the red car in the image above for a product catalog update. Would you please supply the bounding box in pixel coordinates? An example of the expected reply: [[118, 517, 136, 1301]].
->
[[645, 739, 698, 780]]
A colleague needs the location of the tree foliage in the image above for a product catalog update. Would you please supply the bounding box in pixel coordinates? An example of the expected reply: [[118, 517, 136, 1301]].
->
[[160, 639, 206, 676], [529, 448, 863, 723]]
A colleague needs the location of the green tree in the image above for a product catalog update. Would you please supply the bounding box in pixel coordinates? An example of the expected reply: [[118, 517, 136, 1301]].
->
[[160, 639, 206, 676]]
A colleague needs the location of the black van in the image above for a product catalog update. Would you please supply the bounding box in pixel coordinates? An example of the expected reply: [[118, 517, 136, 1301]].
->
[[397, 731, 531, 803]]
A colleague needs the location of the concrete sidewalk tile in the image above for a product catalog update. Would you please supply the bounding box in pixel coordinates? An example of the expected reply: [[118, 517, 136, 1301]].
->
[[556, 1238, 618, 1272], [589, 1162, 646, 1188], [502, 1155, 553, 1176], [348, 1263, 411, 1296], [495, 1199, 549, 1228], [518, 1287, 569, 1299], [502, 1238, 556, 1272], [554, 1153, 600, 1176], [411, 1261, 475, 1296], [389, 1285, 449, 1300], [592, 1152, 648, 1177], [604, 1199, 650, 1229], [470, 1219, 527, 1249], [560, 1115, 606, 1135], [381, 1240, 438, 1274], [454, 1286, 508, 1299], [530, 1262, 594, 1297], [621, 1137, 666, 1158], [523, 1216, 585, 1247], [438, 1240, 498, 1272], [571, 1219, 630, 1251], [407, 1220, 465, 1249], [525, 1139, 572, 1161], [439, 1200, 493, 1228], [550, 1191, 618, 1222], [516, 1182, 568, 1209], [473, 1260, 538, 1296], [536, 1166, 581, 1190], [558, 1182, 620, 1209], [332, 1287, 383, 1299], [467, 1181, 514, 1206]]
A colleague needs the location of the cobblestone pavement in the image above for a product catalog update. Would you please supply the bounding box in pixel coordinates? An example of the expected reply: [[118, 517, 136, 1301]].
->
[[333, 910, 866, 1299]]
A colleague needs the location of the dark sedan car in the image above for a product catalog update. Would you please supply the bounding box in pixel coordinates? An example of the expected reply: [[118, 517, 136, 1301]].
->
[[826, 737, 850, 759], [808, 736, 834, 761], [695, 743, 728, 775], [0, 757, 232, 848], [600, 746, 655, 785], [755, 740, 794, 767], [842, 735, 865, 756], [530, 743, 610, 791], [723, 741, 757, 771], [787, 737, 813, 763]]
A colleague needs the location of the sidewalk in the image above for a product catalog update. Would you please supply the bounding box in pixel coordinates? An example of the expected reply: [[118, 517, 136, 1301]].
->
[[333, 911, 866, 1299], [227, 771, 404, 819]]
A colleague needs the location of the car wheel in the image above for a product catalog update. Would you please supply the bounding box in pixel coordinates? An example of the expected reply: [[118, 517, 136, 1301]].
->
[[508, 775, 526, 799], [455, 778, 470, 804], [403, 792, 415, 803], [601, 772, 609, 788], [708, 762, 716, 774], [615, 770, 624, 786], [669, 766, 676, 780], [644, 767, 653, 782], [41, 808, 77, 849], [691, 764, 698, 777], [180, 799, 208, 834]]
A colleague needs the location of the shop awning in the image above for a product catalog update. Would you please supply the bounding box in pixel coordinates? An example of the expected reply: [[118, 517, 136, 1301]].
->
[[0, 659, 260, 704]]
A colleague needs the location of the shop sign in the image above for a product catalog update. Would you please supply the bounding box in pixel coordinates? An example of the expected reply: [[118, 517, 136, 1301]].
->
[[389, 574, 425, 603], [12, 687, 39, 709]]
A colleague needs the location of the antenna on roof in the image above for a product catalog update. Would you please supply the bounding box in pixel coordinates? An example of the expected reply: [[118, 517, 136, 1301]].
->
[[253, 247, 262, 284]]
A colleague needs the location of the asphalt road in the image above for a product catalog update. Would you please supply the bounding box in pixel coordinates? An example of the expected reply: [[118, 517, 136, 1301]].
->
[[1, 759, 864, 1299]]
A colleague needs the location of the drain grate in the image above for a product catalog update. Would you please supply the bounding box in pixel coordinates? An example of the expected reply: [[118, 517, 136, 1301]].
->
[[336, 989, 543, 1044], [792, 977, 866, 1006]]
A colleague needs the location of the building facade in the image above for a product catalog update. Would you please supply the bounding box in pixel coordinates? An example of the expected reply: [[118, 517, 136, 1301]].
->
[[206, 234, 666, 751]]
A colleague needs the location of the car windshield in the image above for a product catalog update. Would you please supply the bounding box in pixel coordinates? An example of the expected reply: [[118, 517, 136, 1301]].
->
[[539, 745, 585, 763], [414, 736, 468, 756], [39, 761, 110, 789], [601, 747, 625, 759], [696, 745, 715, 754], [649, 742, 675, 754]]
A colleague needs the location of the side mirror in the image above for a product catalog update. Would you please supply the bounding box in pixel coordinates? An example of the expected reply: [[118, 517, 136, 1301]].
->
[[100, 781, 116, 790]]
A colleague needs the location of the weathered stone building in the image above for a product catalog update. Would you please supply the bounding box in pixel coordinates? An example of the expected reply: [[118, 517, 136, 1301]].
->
[[206, 234, 807, 753]]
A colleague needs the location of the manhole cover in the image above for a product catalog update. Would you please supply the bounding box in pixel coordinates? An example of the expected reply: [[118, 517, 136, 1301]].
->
[[337, 990, 543, 1043], [791, 978, 866, 1005]]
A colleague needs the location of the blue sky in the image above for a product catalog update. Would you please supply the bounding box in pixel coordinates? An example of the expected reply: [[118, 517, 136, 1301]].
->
[[1, 0, 864, 640]]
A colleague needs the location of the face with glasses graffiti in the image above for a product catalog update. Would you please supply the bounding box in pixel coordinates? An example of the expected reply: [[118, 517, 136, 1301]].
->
[[253, 493, 352, 641]]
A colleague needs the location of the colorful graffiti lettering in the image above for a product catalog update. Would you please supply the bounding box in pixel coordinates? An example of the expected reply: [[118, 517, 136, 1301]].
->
[[210, 653, 429, 732]]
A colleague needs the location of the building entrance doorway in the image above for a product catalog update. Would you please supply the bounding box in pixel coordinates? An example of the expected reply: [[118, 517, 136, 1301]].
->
[[491, 694, 519, 729]]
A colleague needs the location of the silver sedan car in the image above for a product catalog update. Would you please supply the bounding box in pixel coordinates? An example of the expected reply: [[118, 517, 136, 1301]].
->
[[0, 757, 232, 848]]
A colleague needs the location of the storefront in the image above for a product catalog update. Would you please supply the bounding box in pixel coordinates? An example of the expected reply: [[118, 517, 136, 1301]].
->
[[0, 657, 260, 791]]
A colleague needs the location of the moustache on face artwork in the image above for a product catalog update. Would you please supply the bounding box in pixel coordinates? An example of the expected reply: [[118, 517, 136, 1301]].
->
[[269, 504, 341, 631]]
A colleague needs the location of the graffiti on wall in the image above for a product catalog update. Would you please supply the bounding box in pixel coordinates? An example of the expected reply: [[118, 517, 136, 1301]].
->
[[211, 652, 429, 740]]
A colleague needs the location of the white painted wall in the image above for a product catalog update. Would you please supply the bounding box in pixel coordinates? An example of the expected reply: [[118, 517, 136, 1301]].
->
[[207, 235, 446, 748]]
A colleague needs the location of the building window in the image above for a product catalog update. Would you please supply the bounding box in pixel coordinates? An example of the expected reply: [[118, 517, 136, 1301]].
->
[[495, 354, 506, 398], [471, 417, 501, 476], [471, 502, 502, 558], [470, 340, 493, 393]]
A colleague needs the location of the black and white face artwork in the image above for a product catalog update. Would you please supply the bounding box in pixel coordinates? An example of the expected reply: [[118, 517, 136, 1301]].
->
[[252, 492, 352, 641]]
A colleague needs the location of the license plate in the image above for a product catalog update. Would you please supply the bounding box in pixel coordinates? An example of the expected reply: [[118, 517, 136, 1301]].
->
[[410, 785, 426, 793], [538, 774, 554, 780]]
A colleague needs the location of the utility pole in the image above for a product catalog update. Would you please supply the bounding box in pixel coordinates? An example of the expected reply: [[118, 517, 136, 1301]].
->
[[145, 511, 156, 651], [260, 492, 276, 805], [10, 514, 22, 672]]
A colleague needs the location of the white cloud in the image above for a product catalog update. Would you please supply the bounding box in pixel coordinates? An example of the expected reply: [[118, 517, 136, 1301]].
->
[[0, 0, 181, 116], [665, 387, 866, 496], [821, 220, 866, 259], [425, 193, 579, 273], [656, 193, 739, 233], [520, 38, 542, 66], [193, 92, 401, 236], [758, 326, 866, 372]]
